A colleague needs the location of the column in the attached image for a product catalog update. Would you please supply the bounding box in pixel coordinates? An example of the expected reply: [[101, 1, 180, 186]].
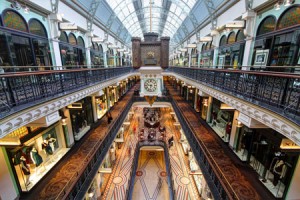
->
[[106, 87, 111, 110], [48, 14, 62, 68], [91, 95, 98, 123], [103, 52, 108, 68], [113, 49, 117, 67], [229, 110, 240, 149], [242, 10, 256, 70], [206, 96, 213, 123], [212, 33, 220, 67], [85, 48, 91, 67], [286, 157, 300, 199], [194, 89, 198, 110]]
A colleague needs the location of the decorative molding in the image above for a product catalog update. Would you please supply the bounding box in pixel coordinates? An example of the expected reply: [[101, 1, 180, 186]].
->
[[164, 72, 300, 146], [0, 74, 136, 139]]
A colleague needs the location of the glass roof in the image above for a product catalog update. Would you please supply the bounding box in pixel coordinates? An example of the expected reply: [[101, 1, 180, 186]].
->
[[106, 0, 197, 38]]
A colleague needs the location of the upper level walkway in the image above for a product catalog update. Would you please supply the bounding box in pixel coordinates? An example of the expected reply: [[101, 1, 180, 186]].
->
[[167, 82, 275, 200], [21, 84, 136, 200]]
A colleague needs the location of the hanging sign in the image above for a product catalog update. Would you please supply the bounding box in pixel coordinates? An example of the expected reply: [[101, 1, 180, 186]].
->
[[59, 23, 78, 30]]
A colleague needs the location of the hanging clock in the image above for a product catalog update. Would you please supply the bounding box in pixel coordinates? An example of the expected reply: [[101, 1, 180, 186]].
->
[[144, 79, 157, 92]]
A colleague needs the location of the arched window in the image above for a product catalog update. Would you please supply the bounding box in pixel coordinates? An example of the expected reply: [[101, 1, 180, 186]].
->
[[29, 19, 47, 37], [257, 16, 276, 36], [77, 36, 85, 47], [201, 44, 206, 52], [205, 42, 211, 50], [68, 33, 77, 45], [236, 30, 245, 42], [2, 10, 27, 32], [227, 32, 236, 44], [93, 42, 99, 51], [59, 31, 68, 43], [277, 6, 300, 30], [219, 35, 227, 46], [99, 44, 103, 54]]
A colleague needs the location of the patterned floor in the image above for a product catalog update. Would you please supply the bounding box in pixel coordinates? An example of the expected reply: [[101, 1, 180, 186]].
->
[[167, 83, 274, 200], [102, 107, 201, 200]]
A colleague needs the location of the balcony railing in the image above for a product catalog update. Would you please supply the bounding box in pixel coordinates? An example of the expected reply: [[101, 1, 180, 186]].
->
[[167, 66, 300, 125], [0, 66, 132, 119]]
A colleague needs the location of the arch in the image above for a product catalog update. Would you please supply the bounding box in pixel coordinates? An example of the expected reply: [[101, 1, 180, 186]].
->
[[77, 36, 85, 47], [201, 43, 206, 52], [219, 35, 227, 46], [93, 42, 99, 51], [68, 33, 77, 45], [277, 6, 300, 30], [28, 18, 48, 38], [227, 32, 236, 44], [59, 31, 68, 43], [99, 44, 103, 54], [236, 30, 245, 42], [257, 15, 276, 36], [205, 42, 212, 50], [2, 9, 28, 32]]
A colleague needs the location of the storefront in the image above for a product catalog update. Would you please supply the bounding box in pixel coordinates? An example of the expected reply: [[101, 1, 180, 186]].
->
[[95, 91, 108, 119], [90, 42, 104, 67], [107, 48, 114, 67], [197, 96, 209, 120], [68, 97, 93, 141], [191, 48, 198, 67], [2, 113, 69, 192], [252, 5, 300, 72], [199, 42, 214, 68], [0, 9, 52, 72], [208, 98, 234, 142], [232, 125, 299, 198], [59, 31, 86, 67], [217, 30, 245, 69]]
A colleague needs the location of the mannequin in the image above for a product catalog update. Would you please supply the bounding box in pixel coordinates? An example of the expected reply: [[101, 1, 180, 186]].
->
[[20, 156, 31, 186], [30, 147, 43, 167], [273, 160, 287, 187], [46, 134, 57, 152], [41, 140, 53, 156]]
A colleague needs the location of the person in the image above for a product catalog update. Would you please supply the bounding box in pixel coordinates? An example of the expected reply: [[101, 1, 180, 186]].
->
[[273, 159, 287, 187], [107, 111, 113, 124], [20, 156, 31, 186], [225, 122, 232, 142]]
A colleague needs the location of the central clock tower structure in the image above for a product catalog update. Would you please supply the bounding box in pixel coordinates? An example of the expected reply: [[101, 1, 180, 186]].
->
[[139, 66, 163, 97]]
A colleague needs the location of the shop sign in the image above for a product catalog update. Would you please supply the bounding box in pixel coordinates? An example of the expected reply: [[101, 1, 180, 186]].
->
[[59, 23, 78, 30], [280, 138, 300, 151], [28, 111, 61, 127], [237, 113, 268, 128]]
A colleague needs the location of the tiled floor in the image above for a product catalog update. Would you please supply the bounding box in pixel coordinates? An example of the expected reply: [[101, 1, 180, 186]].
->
[[102, 107, 201, 200]]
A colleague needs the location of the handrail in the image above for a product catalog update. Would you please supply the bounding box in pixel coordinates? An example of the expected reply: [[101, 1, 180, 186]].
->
[[171, 98, 238, 200], [167, 66, 300, 125]]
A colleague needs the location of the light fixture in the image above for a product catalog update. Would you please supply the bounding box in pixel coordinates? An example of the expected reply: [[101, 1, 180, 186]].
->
[[284, 0, 294, 6], [274, 2, 281, 10], [23, 5, 30, 14]]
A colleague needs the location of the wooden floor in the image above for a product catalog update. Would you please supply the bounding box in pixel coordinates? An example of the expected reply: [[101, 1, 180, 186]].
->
[[166, 82, 275, 200], [21, 85, 136, 200]]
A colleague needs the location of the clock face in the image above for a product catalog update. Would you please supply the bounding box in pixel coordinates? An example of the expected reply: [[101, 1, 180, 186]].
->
[[144, 79, 157, 92]]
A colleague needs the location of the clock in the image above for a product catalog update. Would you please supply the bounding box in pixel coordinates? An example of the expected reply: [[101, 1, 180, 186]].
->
[[144, 79, 157, 92]]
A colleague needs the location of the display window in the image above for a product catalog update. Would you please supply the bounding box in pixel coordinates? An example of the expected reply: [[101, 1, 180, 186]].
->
[[209, 98, 234, 142], [0, 9, 52, 72], [233, 127, 299, 198], [253, 6, 300, 72], [217, 30, 245, 69], [8, 124, 69, 192], [107, 48, 114, 67], [68, 97, 93, 141], [90, 42, 104, 67], [200, 42, 214, 68], [95, 94, 107, 119], [59, 31, 86, 67]]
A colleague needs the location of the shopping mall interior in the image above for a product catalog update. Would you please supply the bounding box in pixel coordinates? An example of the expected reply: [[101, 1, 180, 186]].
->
[[0, 0, 299, 200]]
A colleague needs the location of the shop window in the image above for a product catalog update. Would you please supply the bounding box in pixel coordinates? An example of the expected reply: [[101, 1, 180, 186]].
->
[[77, 36, 85, 48], [32, 38, 52, 67], [3, 10, 28, 32], [277, 6, 300, 30], [28, 19, 47, 38], [68, 33, 77, 45], [227, 32, 236, 44], [59, 31, 68, 43], [9, 125, 69, 192], [0, 30, 12, 67], [257, 16, 276, 36], [236, 30, 245, 42], [219, 35, 227, 46]]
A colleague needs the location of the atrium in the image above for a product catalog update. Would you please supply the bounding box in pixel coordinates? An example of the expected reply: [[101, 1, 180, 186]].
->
[[0, 0, 299, 200]]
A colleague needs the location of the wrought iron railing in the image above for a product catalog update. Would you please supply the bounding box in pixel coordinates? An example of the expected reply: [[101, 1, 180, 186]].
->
[[0, 67, 132, 119], [126, 140, 175, 200], [167, 66, 300, 125]]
